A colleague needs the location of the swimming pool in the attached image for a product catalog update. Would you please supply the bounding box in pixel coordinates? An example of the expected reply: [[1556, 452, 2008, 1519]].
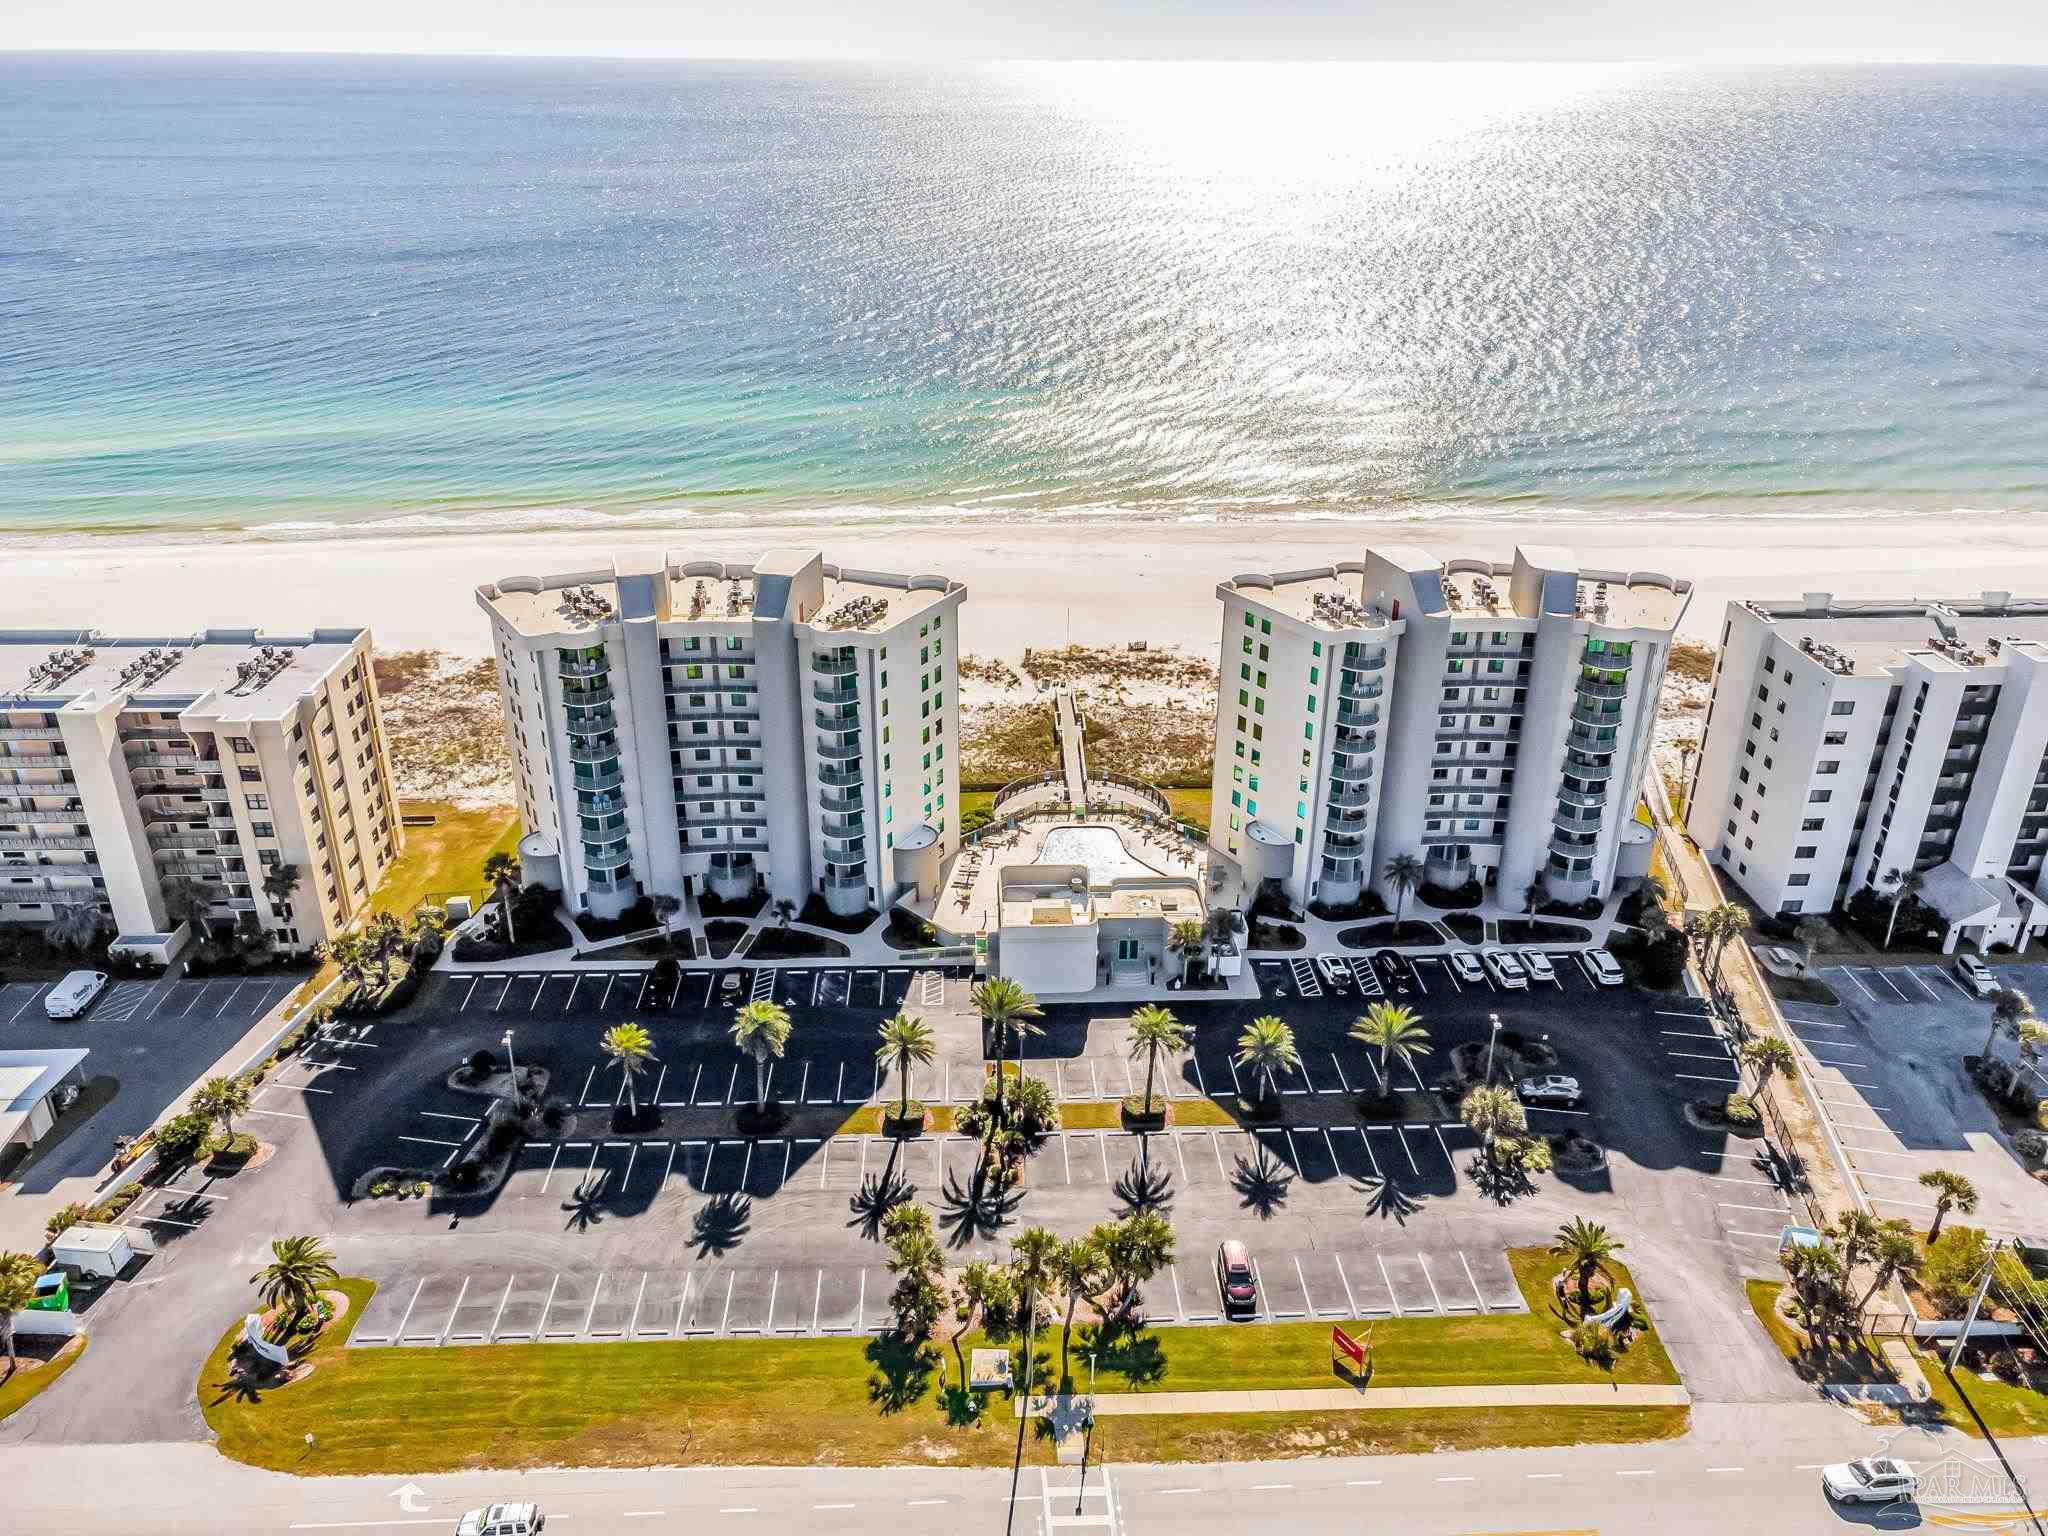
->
[[1037, 826, 1162, 885]]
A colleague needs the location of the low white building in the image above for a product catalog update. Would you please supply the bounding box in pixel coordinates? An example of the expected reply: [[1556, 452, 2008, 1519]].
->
[[0, 1046, 90, 1170], [1686, 592, 2048, 951], [1209, 545, 1689, 912]]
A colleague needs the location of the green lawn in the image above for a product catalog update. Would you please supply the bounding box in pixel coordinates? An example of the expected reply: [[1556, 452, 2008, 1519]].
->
[[1914, 1348, 2048, 1438], [1743, 1280, 1894, 1385], [373, 801, 522, 920], [201, 1253, 1681, 1475], [0, 1334, 87, 1424]]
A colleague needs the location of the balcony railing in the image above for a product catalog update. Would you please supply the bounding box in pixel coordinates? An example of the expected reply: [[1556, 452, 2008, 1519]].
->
[[1576, 676, 1628, 700], [583, 842, 632, 872], [1323, 828, 1367, 852], [1571, 699, 1624, 730], [1565, 726, 1617, 753], [0, 727, 64, 742], [564, 702, 616, 731], [558, 655, 610, 679], [1337, 675, 1383, 702], [1553, 802, 1603, 831], [824, 870, 867, 890], [1341, 651, 1387, 673], [567, 739, 622, 766], [1329, 759, 1375, 786], [572, 766, 624, 794], [812, 652, 859, 677], [1557, 784, 1606, 809], [1549, 829, 1600, 859], [560, 682, 614, 710], [1563, 755, 1612, 781], [126, 751, 205, 771], [820, 790, 864, 815], [1336, 703, 1380, 729], [815, 708, 861, 733], [819, 762, 862, 788], [814, 680, 860, 707], [817, 737, 863, 762], [1325, 806, 1369, 829], [1326, 785, 1372, 809], [823, 835, 868, 861], [1334, 724, 1377, 750], [0, 808, 86, 824]]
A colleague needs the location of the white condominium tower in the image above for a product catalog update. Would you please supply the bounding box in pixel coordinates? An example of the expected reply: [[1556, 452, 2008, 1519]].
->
[[0, 629, 402, 953], [1686, 592, 2048, 952], [1209, 546, 1690, 911], [477, 551, 965, 922]]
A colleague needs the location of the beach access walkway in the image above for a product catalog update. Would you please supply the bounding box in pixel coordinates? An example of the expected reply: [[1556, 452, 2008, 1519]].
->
[[1054, 685, 1088, 810]]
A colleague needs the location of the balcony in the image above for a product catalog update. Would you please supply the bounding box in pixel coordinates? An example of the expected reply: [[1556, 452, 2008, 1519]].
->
[[0, 727, 63, 742], [1565, 726, 1617, 753], [1571, 699, 1624, 729], [572, 765, 624, 794], [0, 833, 94, 852], [560, 682, 614, 710], [558, 655, 610, 679], [1437, 725, 1513, 744], [127, 751, 205, 771], [1576, 676, 1628, 700], [1557, 784, 1606, 809], [823, 834, 868, 862], [145, 832, 219, 851], [813, 679, 860, 707], [1336, 703, 1380, 729], [579, 813, 628, 838], [1323, 827, 1367, 852], [1334, 724, 1377, 751], [1329, 758, 1375, 786], [564, 702, 616, 732], [0, 808, 86, 824], [823, 869, 867, 890], [818, 763, 862, 788], [815, 708, 861, 734], [1327, 785, 1372, 809], [583, 842, 632, 872], [820, 790, 864, 815], [1338, 674, 1383, 702], [817, 737, 863, 762], [1320, 854, 1364, 877], [1553, 801, 1603, 831], [567, 739, 622, 766], [1341, 650, 1387, 673], [1582, 643, 1631, 666], [1326, 806, 1370, 830], [1549, 829, 1600, 860], [812, 651, 859, 677]]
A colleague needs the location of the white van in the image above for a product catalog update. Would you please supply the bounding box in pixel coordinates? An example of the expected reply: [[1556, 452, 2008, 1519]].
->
[[455, 1505, 545, 1536], [44, 970, 110, 1020]]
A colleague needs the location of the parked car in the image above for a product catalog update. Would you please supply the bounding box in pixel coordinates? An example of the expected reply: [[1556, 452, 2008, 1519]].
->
[[1448, 950, 1487, 985], [1315, 952, 1352, 992], [1584, 950, 1625, 987], [1821, 1457, 1916, 1505], [43, 970, 109, 1020], [1480, 946, 1528, 990], [1517, 1073, 1584, 1107], [1215, 1239, 1259, 1317], [1956, 954, 1998, 997], [1522, 950, 1556, 984], [1375, 949, 1415, 995], [455, 1505, 546, 1536]]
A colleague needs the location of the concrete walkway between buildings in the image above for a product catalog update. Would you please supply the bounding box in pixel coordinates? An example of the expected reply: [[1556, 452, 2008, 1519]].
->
[[1021, 1383, 1692, 1417]]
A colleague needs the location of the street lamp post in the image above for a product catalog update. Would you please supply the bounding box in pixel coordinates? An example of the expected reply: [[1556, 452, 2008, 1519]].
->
[[1484, 1012, 1503, 1082], [503, 1028, 517, 1081]]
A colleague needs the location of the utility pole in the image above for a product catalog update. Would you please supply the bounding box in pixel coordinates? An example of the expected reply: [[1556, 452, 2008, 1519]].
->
[[1949, 1240, 2002, 1374]]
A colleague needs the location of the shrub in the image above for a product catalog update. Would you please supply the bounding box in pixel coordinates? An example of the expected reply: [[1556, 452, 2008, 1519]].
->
[[1418, 878, 1483, 909], [1636, 935, 1686, 989], [465, 1049, 495, 1080], [1722, 1092, 1762, 1129], [2016, 1129, 2048, 1165], [1569, 1320, 1617, 1365], [154, 1110, 211, 1164], [1925, 1226, 1993, 1315], [45, 1201, 92, 1241], [647, 955, 680, 1002], [446, 1156, 484, 1190], [1008, 1075, 1061, 1138], [960, 806, 995, 834], [955, 1100, 991, 1142]]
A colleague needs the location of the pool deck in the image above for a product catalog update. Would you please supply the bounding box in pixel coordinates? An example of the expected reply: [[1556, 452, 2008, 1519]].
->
[[912, 812, 1212, 940]]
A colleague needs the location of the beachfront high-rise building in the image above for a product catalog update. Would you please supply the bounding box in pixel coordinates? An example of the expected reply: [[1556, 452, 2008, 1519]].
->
[[0, 629, 401, 955], [1685, 592, 2048, 953], [476, 551, 965, 922], [1209, 546, 1690, 912]]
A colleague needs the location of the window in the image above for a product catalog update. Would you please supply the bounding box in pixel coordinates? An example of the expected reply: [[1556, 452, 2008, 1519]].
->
[[1801, 817, 1825, 831], [229, 736, 254, 753], [1794, 845, 1818, 858], [1824, 731, 1847, 746], [1817, 759, 1840, 774], [1809, 788, 1833, 803], [1830, 700, 1854, 716], [1788, 873, 1811, 887], [1763, 656, 1776, 675], [245, 794, 268, 811]]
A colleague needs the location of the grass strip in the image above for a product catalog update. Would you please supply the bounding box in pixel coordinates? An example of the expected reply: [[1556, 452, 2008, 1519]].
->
[[0, 1333, 87, 1424]]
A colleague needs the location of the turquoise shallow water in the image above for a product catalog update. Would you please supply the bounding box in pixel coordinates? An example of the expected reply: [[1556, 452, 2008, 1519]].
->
[[1, 55, 2044, 541]]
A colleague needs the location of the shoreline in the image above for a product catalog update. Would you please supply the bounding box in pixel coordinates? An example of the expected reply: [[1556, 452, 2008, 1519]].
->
[[11, 512, 2048, 662]]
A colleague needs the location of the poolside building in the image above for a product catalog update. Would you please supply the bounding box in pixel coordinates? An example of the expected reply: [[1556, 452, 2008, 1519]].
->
[[1685, 591, 2048, 952], [0, 629, 401, 956], [1208, 546, 1690, 912], [993, 826, 1209, 995], [477, 551, 965, 922]]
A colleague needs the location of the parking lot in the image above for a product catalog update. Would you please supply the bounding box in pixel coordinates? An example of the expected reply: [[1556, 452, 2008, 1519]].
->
[[0, 973, 304, 1226], [1782, 959, 2045, 1240]]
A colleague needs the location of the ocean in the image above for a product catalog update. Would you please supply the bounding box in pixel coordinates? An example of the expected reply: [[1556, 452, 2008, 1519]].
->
[[1, 54, 2044, 543]]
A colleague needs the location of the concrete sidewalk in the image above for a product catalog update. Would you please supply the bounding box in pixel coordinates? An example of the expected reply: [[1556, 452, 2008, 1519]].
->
[[1021, 1382, 1691, 1416]]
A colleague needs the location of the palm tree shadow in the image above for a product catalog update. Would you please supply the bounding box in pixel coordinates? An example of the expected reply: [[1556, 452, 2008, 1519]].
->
[[560, 1173, 609, 1232], [691, 1191, 752, 1256], [938, 1167, 1023, 1247], [1230, 1150, 1294, 1220], [1467, 1155, 1536, 1205], [1357, 1175, 1421, 1223], [1112, 1159, 1174, 1217], [848, 1170, 917, 1240], [865, 1332, 936, 1414]]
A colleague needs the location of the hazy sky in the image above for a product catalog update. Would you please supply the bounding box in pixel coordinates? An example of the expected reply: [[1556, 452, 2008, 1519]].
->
[[5, 0, 2047, 62]]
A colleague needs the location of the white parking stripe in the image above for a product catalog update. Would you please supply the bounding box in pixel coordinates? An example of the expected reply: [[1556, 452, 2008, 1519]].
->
[[1834, 967, 1878, 1002]]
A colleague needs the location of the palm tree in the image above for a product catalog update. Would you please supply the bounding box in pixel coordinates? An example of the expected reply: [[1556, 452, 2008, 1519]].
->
[[971, 977, 1043, 1127], [1741, 1036, 1795, 1091], [1460, 1084, 1525, 1163], [325, 931, 371, 991], [1167, 919, 1206, 982], [251, 1236, 338, 1336], [600, 1022, 656, 1119], [1009, 1225, 1061, 1338], [650, 893, 683, 952], [1053, 1234, 1106, 1376], [2019, 1018, 2048, 1074], [1985, 988, 2034, 1062], [160, 875, 214, 936], [260, 861, 302, 917], [46, 902, 106, 953], [730, 1000, 793, 1110], [1794, 917, 1829, 973], [1832, 1210, 1884, 1276], [1549, 1217, 1623, 1315], [191, 1075, 251, 1147], [482, 850, 521, 943], [365, 911, 405, 984], [1858, 1222, 1923, 1314], [1673, 732, 1702, 798], [1094, 1211, 1175, 1324], [1349, 1002, 1431, 1082], [1381, 853, 1425, 926], [0, 1251, 42, 1372], [1234, 1015, 1300, 1108], [1127, 1005, 1188, 1116], [1699, 902, 1752, 981], [875, 1012, 936, 1124], [1919, 1169, 1979, 1240], [1881, 867, 1925, 950]]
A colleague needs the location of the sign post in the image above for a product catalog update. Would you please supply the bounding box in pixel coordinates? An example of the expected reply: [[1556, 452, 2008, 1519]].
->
[[1331, 1323, 1371, 1383]]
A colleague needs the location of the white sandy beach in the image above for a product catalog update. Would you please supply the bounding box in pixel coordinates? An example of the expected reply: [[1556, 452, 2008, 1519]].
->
[[11, 513, 2048, 663]]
